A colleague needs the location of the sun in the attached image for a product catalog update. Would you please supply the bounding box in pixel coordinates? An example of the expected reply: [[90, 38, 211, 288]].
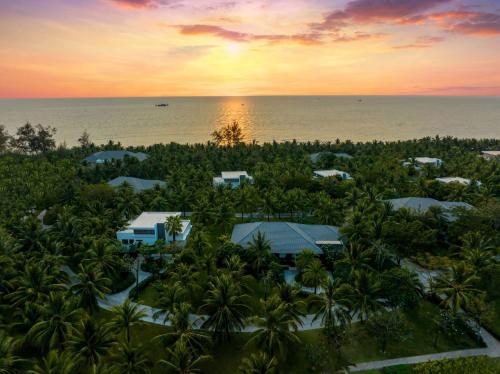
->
[[226, 42, 242, 56]]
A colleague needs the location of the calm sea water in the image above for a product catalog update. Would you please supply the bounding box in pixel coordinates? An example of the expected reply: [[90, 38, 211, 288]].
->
[[0, 96, 499, 146]]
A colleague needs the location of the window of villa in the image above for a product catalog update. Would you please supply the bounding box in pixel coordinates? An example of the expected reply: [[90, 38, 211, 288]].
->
[[133, 229, 155, 235]]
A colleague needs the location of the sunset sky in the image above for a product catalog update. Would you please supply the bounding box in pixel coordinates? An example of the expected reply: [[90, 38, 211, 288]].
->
[[1, 0, 500, 98]]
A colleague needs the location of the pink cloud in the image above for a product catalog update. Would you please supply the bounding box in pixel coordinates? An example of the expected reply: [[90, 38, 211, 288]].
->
[[176, 24, 323, 45], [393, 35, 444, 49], [431, 11, 500, 35]]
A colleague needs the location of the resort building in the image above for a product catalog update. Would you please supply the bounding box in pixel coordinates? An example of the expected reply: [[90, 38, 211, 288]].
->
[[231, 222, 343, 262], [310, 152, 352, 163], [481, 150, 500, 160], [435, 177, 481, 186], [403, 157, 443, 168], [108, 176, 166, 192], [213, 171, 253, 188], [386, 197, 472, 220], [117, 212, 192, 247], [84, 150, 148, 164], [313, 169, 352, 180]]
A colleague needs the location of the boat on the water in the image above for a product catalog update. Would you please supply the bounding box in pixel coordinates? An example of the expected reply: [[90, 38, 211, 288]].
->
[[155, 103, 168, 107]]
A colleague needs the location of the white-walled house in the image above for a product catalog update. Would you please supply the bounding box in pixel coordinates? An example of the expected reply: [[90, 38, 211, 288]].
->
[[435, 177, 481, 186], [213, 171, 253, 188], [117, 212, 191, 248], [313, 169, 352, 180], [403, 157, 443, 168]]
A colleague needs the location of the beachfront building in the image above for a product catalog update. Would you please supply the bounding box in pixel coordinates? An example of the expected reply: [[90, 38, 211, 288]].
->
[[84, 150, 148, 164], [313, 169, 352, 180], [231, 222, 343, 263], [108, 176, 166, 193], [213, 171, 253, 188], [403, 157, 443, 168], [481, 150, 500, 160], [386, 197, 472, 220], [310, 152, 352, 163], [117, 212, 192, 248], [435, 177, 481, 186]]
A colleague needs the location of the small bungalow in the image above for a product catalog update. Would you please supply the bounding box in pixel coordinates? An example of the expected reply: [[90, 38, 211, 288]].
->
[[403, 157, 443, 168], [435, 177, 481, 186], [213, 171, 253, 188], [117, 212, 191, 248], [313, 169, 352, 180], [231, 221, 342, 263], [84, 150, 148, 164], [108, 176, 166, 192], [386, 197, 472, 220], [481, 150, 500, 160]]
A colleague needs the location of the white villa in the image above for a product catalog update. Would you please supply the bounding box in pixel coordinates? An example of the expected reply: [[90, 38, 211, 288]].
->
[[435, 177, 481, 186], [213, 171, 253, 188], [481, 150, 500, 160], [403, 157, 443, 168], [313, 169, 352, 180], [117, 212, 192, 248]]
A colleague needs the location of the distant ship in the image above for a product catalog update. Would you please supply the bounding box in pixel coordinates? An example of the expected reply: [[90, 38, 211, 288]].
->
[[155, 103, 168, 107]]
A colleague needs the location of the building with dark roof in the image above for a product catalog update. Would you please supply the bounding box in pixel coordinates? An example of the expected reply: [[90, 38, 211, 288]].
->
[[231, 221, 342, 259], [84, 150, 148, 164], [108, 176, 166, 192], [386, 197, 472, 221]]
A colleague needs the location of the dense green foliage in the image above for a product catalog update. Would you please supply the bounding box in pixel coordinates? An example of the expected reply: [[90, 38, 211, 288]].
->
[[0, 124, 499, 373]]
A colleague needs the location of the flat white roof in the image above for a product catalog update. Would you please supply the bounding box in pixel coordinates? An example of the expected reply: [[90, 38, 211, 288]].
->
[[482, 150, 500, 156], [221, 171, 250, 179], [314, 169, 350, 178], [436, 177, 481, 186], [128, 212, 182, 229], [414, 157, 442, 164]]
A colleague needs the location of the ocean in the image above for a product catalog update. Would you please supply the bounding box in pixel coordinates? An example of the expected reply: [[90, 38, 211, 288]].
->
[[0, 96, 499, 146]]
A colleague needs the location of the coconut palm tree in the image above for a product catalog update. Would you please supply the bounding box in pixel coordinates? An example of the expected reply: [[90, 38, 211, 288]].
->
[[109, 299, 147, 344], [113, 342, 152, 374], [166, 215, 183, 243], [159, 341, 211, 374], [69, 318, 114, 374], [247, 296, 301, 361], [310, 278, 351, 329], [461, 247, 495, 272], [155, 302, 211, 354], [336, 243, 373, 279], [247, 232, 272, 277], [346, 271, 383, 323], [27, 292, 81, 351], [27, 350, 75, 374], [238, 352, 277, 374], [0, 332, 26, 374], [71, 264, 111, 314], [235, 185, 254, 221], [302, 259, 327, 294], [153, 281, 186, 324], [275, 283, 305, 327], [433, 262, 482, 314], [84, 239, 125, 279], [201, 274, 251, 341]]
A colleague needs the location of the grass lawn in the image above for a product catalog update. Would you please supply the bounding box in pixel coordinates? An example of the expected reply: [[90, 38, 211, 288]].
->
[[96, 299, 482, 374]]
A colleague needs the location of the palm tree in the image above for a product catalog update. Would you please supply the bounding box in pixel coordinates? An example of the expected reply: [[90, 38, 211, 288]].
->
[[153, 281, 186, 324], [27, 350, 75, 374], [275, 283, 305, 327], [336, 243, 373, 279], [27, 292, 81, 351], [84, 239, 124, 279], [159, 341, 211, 374], [247, 296, 301, 361], [166, 215, 183, 243], [0, 332, 25, 374], [302, 259, 327, 294], [461, 247, 494, 272], [261, 192, 276, 222], [109, 299, 147, 343], [434, 262, 482, 313], [69, 318, 114, 374], [346, 271, 383, 323], [295, 249, 316, 272], [235, 185, 254, 221], [247, 232, 272, 277], [113, 342, 152, 374], [201, 274, 252, 341], [71, 264, 111, 314], [310, 278, 351, 329], [238, 352, 277, 374], [155, 302, 211, 354]]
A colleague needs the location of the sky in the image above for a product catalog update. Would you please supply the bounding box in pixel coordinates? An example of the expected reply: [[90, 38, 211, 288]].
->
[[1, 0, 500, 98]]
